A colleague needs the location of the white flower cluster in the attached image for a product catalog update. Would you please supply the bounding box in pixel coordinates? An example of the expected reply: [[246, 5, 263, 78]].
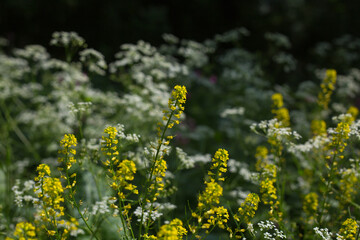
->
[[50, 31, 86, 49], [214, 28, 250, 43], [288, 135, 330, 154], [349, 119, 360, 139], [134, 202, 175, 224], [79, 48, 107, 75], [265, 32, 291, 49], [0, 54, 30, 80], [190, 153, 212, 164], [332, 113, 353, 123], [116, 124, 140, 143], [68, 101, 92, 114], [258, 220, 286, 239], [228, 159, 253, 181], [272, 52, 296, 72], [110, 40, 188, 80], [162, 33, 179, 44], [90, 197, 113, 215], [336, 69, 360, 99], [176, 147, 191, 169], [175, 147, 211, 169], [58, 221, 85, 237], [40, 59, 69, 71], [220, 107, 245, 118], [178, 40, 213, 68], [251, 119, 301, 141], [13, 45, 49, 63], [228, 187, 251, 205], [12, 180, 38, 207], [313, 227, 332, 240]]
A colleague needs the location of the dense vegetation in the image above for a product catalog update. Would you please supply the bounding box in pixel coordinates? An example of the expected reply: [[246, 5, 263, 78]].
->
[[2, 29, 360, 239]]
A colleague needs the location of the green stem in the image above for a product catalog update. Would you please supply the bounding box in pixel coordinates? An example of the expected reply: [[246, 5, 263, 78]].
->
[[139, 108, 176, 238], [318, 152, 338, 225], [0, 100, 40, 161], [64, 150, 100, 240], [356, 226, 360, 240]]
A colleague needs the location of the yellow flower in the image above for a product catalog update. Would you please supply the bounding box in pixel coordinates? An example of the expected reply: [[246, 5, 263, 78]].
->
[[338, 218, 358, 240], [255, 146, 269, 171], [114, 159, 138, 198], [317, 69, 337, 110], [203, 206, 229, 229], [260, 178, 277, 205], [271, 93, 290, 127], [303, 192, 318, 220], [346, 106, 359, 124], [101, 126, 119, 160], [198, 179, 223, 210], [58, 134, 78, 173], [338, 170, 358, 206], [272, 93, 284, 108], [311, 120, 327, 136], [35, 164, 51, 181], [329, 121, 350, 157], [10, 222, 37, 240], [59, 134, 77, 148], [238, 193, 260, 224], [210, 148, 229, 181], [157, 218, 187, 240]]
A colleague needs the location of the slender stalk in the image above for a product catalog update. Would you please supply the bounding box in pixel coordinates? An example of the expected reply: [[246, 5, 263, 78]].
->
[[139, 108, 175, 238], [0, 101, 40, 161], [63, 147, 100, 240], [65, 169, 100, 240], [318, 152, 338, 225]]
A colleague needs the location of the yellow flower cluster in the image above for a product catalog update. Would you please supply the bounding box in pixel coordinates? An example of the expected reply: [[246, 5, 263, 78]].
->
[[101, 126, 119, 166], [6, 222, 37, 240], [202, 206, 229, 230], [114, 159, 138, 198], [237, 193, 260, 224], [34, 164, 65, 236], [34, 163, 51, 181], [338, 218, 358, 240], [260, 178, 277, 206], [156, 218, 187, 240], [197, 179, 223, 210], [148, 158, 167, 202], [302, 192, 318, 221], [317, 69, 337, 110], [260, 164, 280, 221], [62, 217, 81, 238], [57, 134, 78, 192], [229, 193, 260, 238], [271, 93, 290, 127], [58, 134, 77, 171], [338, 170, 358, 207], [329, 121, 350, 158], [191, 149, 230, 236], [255, 146, 269, 171], [209, 148, 229, 181], [160, 85, 187, 136], [347, 106, 359, 124], [170, 85, 187, 111], [311, 120, 327, 136], [197, 149, 229, 210], [101, 126, 138, 199]]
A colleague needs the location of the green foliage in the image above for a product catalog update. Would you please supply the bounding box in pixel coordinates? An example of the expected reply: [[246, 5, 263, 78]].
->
[[2, 30, 360, 239]]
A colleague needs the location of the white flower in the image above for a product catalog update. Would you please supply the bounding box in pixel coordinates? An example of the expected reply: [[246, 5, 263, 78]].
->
[[314, 227, 333, 240]]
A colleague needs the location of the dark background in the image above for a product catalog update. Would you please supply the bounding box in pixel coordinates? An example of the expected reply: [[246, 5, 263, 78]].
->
[[1, 0, 360, 61]]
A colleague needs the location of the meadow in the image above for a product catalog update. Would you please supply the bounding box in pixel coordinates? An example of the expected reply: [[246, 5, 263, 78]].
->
[[1, 29, 360, 239]]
